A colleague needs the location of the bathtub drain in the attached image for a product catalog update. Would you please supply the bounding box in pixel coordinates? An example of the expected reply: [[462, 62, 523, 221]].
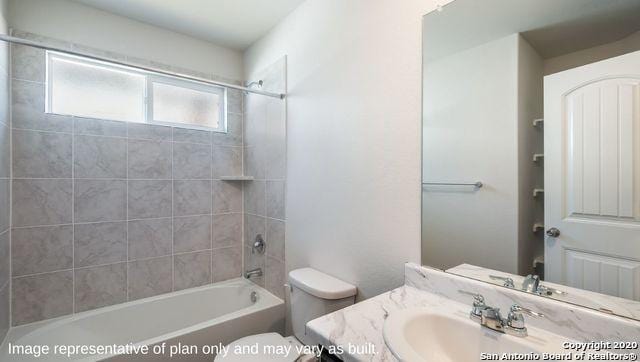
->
[[250, 291, 258, 303]]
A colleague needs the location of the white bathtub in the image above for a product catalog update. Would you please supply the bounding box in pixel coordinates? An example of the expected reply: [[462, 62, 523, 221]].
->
[[1, 278, 284, 361]]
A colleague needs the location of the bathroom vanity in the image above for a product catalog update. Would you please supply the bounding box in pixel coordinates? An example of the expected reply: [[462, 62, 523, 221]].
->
[[306, 264, 640, 361]]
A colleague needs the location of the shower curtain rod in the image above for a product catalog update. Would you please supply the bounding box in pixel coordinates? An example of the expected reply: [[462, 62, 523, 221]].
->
[[0, 34, 286, 99]]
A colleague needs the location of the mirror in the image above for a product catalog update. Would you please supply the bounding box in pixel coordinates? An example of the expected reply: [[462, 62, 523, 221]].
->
[[421, 0, 640, 320]]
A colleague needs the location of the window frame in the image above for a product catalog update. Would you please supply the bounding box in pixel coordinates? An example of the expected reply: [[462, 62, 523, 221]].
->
[[45, 50, 228, 133], [45, 51, 148, 124], [146, 74, 227, 132]]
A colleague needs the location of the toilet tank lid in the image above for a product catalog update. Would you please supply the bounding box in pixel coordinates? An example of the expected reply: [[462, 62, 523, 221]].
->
[[288, 268, 357, 300]]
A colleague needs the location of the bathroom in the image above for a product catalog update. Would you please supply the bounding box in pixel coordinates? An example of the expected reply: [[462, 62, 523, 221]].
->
[[0, 0, 638, 361]]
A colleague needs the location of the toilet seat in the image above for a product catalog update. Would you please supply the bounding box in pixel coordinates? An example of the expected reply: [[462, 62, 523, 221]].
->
[[214, 333, 302, 362]]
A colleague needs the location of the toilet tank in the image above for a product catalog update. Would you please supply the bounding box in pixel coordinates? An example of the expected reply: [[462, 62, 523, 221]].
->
[[288, 268, 357, 345]]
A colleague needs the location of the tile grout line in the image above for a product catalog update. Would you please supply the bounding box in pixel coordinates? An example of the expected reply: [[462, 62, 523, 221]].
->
[[10, 125, 240, 144], [12, 268, 75, 280], [12, 177, 232, 181], [210, 129, 214, 284], [10, 212, 242, 230], [10, 247, 206, 279], [240, 95, 246, 282], [0, 281, 9, 295], [263, 157, 268, 288], [10, 123, 241, 138], [125, 128, 129, 303], [11, 77, 44, 86], [170, 130, 175, 294], [71, 100, 75, 315], [8, 41, 13, 330]]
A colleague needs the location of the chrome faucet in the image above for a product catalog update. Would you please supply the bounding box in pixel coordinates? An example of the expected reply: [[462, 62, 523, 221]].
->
[[521, 274, 541, 293], [245, 268, 263, 279], [489, 275, 515, 288], [489, 274, 566, 296], [522, 275, 566, 296], [460, 291, 544, 337]]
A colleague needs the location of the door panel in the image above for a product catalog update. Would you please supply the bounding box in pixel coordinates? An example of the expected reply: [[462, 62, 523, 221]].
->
[[565, 249, 640, 300], [545, 50, 640, 300], [565, 78, 640, 220]]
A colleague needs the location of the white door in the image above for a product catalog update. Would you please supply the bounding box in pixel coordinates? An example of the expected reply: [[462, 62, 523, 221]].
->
[[545, 50, 640, 300]]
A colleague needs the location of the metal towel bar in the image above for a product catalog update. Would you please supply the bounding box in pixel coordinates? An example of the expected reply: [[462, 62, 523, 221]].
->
[[422, 181, 483, 189]]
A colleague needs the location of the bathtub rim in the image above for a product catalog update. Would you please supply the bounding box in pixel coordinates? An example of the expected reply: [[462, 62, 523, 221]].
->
[[2, 278, 283, 359]]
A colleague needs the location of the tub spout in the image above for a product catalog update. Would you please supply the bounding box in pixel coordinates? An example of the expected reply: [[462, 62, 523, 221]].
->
[[245, 268, 263, 279]]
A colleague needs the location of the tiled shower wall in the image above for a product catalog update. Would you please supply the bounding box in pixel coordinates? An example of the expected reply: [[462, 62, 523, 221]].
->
[[9, 31, 245, 326], [0, 39, 10, 340], [243, 58, 287, 299]]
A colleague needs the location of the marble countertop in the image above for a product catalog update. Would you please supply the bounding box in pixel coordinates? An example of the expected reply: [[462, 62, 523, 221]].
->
[[306, 285, 467, 362], [306, 285, 570, 362], [306, 285, 411, 361], [305, 263, 640, 361]]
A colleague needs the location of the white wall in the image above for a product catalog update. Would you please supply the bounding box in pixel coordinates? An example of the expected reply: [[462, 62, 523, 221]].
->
[[8, 0, 244, 80], [244, 0, 448, 300], [422, 34, 520, 274], [544, 29, 640, 75]]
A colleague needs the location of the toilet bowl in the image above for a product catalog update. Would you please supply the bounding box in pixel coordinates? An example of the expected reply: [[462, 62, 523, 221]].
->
[[215, 268, 357, 361]]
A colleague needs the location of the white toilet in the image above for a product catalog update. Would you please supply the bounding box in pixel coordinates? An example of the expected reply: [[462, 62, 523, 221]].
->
[[216, 268, 357, 361]]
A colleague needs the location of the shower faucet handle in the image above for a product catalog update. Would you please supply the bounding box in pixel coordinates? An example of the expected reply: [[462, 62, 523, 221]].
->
[[252, 234, 265, 254]]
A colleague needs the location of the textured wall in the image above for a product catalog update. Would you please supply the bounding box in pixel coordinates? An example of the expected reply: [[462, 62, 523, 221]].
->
[[244, 0, 445, 300], [243, 58, 287, 299], [9, 31, 245, 326]]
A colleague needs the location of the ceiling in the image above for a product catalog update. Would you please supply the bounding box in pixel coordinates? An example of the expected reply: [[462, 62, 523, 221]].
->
[[71, 0, 305, 50], [423, 0, 640, 62]]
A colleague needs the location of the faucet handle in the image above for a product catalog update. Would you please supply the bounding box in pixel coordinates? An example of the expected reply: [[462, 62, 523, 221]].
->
[[458, 290, 485, 304], [459, 290, 486, 322], [489, 275, 515, 288], [536, 284, 567, 296], [510, 304, 544, 318], [505, 304, 543, 337]]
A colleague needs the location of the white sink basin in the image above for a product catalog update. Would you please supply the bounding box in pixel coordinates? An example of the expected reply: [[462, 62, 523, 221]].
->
[[383, 308, 567, 362]]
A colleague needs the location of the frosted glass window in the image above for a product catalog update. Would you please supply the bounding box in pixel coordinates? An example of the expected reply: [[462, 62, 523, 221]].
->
[[151, 81, 222, 129], [46, 51, 227, 132], [48, 54, 145, 123]]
